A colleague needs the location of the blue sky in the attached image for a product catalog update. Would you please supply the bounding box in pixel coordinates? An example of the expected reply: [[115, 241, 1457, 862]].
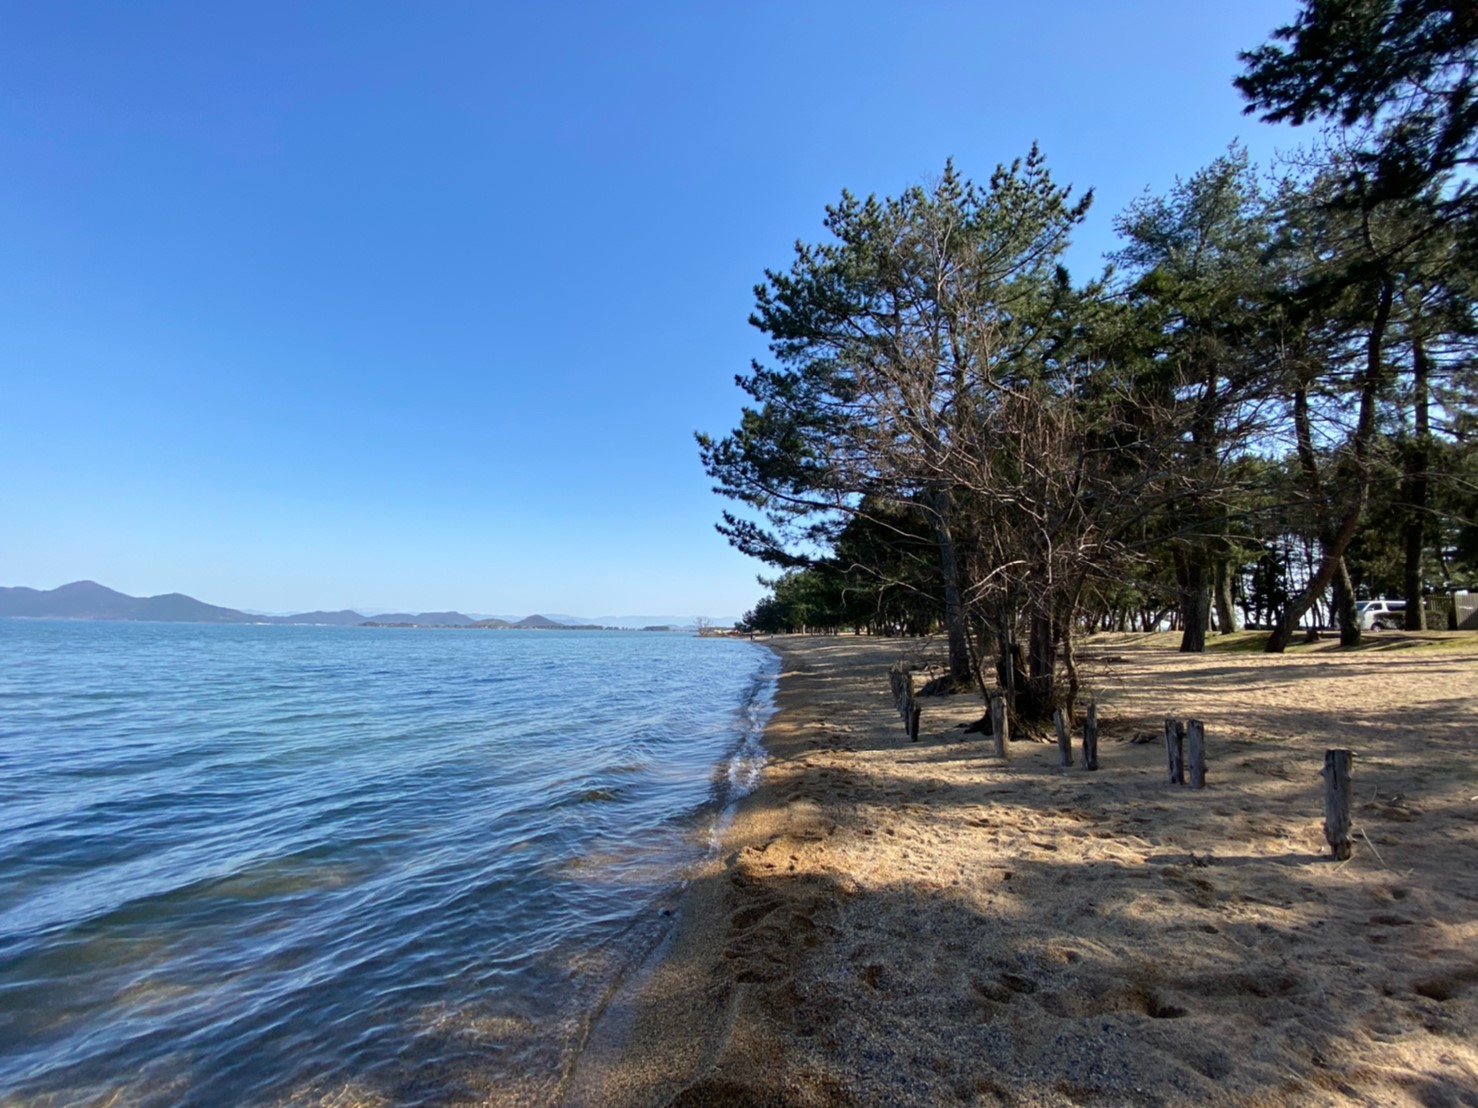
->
[[1, 1, 1304, 617]]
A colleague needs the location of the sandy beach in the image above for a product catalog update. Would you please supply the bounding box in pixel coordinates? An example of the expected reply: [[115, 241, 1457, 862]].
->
[[564, 631, 1478, 1107]]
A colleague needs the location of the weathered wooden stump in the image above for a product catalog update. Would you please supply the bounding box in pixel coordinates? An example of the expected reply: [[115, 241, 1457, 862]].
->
[[1322, 749, 1354, 861], [1082, 702, 1098, 770], [1187, 719, 1206, 788], [1053, 707, 1073, 768], [1165, 718, 1185, 785], [989, 694, 1008, 759], [889, 662, 920, 742]]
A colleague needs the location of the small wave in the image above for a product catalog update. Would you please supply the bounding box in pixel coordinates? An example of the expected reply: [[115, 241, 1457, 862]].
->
[[705, 646, 780, 850], [0, 625, 781, 1106], [568, 787, 622, 805]]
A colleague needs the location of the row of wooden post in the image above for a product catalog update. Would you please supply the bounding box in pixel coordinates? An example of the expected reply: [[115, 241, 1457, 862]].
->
[[980, 697, 1100, 770], [1160, 724, 1356, 863], [888, 667, 1356, 864]]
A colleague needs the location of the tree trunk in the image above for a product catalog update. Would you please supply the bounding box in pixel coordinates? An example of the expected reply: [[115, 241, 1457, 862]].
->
[[1268, 473, 1375, 652], [1057, 580, 1084, 717], [1403, 334, 1431, 630], [1175, 548, 1212, 653], [993, 604, 1025, 722], [968, 612, 996, 699], [1267, 276, 1394, 654], [926, 490, 972, 683], [1021, 603, 1055, 722], [1402, 514, 1428, 630], [1213, 559, 1239, 633], [1331, 556, 1361, 646]]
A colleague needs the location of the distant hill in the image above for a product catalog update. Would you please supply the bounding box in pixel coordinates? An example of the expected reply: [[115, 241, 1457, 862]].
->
[[135, 591, 251, 623], [0, 582, 728, 631], [0, 581, 251, 623]]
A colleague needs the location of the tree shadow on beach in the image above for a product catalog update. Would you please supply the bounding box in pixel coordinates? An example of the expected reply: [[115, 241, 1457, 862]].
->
[[620, 766, 1478, 1107], [594, 636, 1478, 1107]]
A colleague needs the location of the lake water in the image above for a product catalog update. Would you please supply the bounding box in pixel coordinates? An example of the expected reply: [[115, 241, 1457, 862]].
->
[[0, 620, 776, 1106]]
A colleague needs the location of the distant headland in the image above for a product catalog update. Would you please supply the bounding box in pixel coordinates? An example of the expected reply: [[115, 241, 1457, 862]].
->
[[0, 581, 719, 632]]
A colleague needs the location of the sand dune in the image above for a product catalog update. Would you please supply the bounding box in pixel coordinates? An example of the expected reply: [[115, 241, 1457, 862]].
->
[[565, 632, 1478, 1107]]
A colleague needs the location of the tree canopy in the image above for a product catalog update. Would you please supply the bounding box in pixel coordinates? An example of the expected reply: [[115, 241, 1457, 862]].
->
[[709, 0, 1478, 723]]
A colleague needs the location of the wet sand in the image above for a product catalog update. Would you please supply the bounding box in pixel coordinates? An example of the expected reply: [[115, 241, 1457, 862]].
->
[[564, 632, 1478, 1107]]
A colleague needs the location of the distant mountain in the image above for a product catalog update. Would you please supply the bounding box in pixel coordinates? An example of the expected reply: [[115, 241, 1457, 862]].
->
[[0, 581, 251, 623], [0, 582, 730, 631], [134, 592, 251, 623]]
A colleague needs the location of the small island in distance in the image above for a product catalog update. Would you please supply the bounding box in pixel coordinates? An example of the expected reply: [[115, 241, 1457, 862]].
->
[[0, 581, 716, 632]]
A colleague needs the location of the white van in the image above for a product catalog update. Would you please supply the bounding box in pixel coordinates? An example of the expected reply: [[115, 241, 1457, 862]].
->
[[1355, 598, 1406, 630]]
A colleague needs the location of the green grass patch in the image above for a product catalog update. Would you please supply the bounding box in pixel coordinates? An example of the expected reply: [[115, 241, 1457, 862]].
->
[[1205, 629, 1478, 654], [1205, 631, 1271, 653]]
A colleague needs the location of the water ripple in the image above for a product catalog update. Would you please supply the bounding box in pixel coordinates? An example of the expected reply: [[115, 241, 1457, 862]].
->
[[0, 620, 775, 1105]]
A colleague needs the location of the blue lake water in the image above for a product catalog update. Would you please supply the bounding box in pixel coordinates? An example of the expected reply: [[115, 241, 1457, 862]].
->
[[0, 620, 776, 1105]]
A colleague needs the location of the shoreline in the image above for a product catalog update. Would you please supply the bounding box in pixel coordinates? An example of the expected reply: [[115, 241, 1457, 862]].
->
[[563, 632, 1478, 1107], [553, 639, 782, 1104], [560, 634, 794, 1105]]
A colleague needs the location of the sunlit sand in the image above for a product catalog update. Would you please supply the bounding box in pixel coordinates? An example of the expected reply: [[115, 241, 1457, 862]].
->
[[568, 632, 1478, 1106]]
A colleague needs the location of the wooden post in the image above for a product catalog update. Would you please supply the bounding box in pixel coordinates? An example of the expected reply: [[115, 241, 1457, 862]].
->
[[889, 662, 919, 741], [1165, 718, 1185, 785], [1082, 702, 1098, 771], [1054, 707, 1073, 767], [1322, 749, 1354, 861], [1186, 719, 1206, 788], [989, 694, 1008, 758]]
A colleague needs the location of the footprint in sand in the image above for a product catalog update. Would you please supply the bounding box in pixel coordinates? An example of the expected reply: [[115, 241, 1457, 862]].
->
[[1000, 972, 1037, 995], [1368, 913, 1415, 927], [1412, 967, 1478, 1001], [730, 900, 781, 930]]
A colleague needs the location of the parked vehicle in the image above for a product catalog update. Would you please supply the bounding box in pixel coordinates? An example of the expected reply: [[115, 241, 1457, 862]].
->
[[1355, 598, 1406, 631]]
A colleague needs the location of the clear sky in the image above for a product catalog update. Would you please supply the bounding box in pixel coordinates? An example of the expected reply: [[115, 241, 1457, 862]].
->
[[1, 1, 1305, 618]]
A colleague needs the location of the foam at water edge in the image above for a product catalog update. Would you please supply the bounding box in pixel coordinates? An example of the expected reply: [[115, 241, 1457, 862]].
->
[[706, 646, 780, 851]]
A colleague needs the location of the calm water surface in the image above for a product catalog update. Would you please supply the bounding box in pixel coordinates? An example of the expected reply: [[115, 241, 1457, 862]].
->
[[0, 620, 776, 1106]]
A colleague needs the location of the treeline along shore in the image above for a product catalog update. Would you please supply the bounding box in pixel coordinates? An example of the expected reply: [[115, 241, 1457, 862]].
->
[[565, 631, 1478, 1107], [698, 0, 1478, 737], [565, 10, 1478, 1100]]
